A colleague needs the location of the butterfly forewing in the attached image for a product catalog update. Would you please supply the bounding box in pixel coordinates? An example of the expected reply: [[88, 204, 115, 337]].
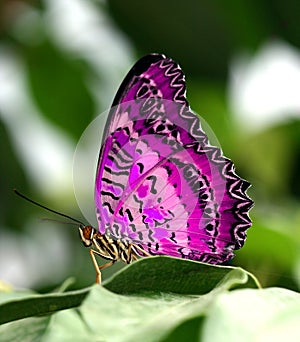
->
[[95, 54, 253, 264]]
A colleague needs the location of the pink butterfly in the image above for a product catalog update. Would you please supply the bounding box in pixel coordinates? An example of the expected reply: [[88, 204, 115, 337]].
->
[[86, 54, 253, 282], [16, 54, 253, 284]]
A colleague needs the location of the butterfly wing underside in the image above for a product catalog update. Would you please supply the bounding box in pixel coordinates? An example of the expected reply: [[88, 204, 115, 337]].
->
[[95, 54, 253, 263]]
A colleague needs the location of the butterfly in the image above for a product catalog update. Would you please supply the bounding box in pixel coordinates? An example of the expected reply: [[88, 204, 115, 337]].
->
[[15, 54, 253, 284], [78, 53, 253, 283]]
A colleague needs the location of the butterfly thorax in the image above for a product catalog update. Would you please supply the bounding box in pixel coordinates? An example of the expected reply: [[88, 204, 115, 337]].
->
[[78, 225, 140, 264]]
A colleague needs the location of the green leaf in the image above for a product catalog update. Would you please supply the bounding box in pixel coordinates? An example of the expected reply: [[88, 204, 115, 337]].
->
[[0, 287, 89, 325], [0, 257, 254, 325], [0, 248, 297, 340], [1, 285, 299, 342], [79, 285, 207, 342], [103, 256, 260, 295], [0, 313, 90, 342], [0, 257, 258, 323], [202, 287, 300, 341], [0, 316, 53, 342]]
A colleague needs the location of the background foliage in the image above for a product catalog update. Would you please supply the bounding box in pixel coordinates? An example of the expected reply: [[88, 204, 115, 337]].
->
[[0, 1, 299, 337]]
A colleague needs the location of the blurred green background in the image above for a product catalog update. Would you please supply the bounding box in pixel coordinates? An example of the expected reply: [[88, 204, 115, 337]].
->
[[0, 0, 299, 292]]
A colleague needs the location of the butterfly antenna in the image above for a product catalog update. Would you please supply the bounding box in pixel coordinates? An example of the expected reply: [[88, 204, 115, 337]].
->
[[13, 189, 85, 226], [40, 218, 80, 226]]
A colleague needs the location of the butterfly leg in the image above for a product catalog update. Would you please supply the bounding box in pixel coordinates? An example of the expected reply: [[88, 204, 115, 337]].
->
[[126, 244, 138, 263], [131, 244, 151, 257], [89, 249, 115, 284], [125, 244, 151, 264]]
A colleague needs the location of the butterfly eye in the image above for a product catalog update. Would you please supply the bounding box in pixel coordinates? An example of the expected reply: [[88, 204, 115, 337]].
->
[[78, 226, 93, 247]]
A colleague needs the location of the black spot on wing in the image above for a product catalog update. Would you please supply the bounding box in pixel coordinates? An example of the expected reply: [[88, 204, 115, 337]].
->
[[104, 166, 129, 177], [103, 202, 114, 214], [101, 190, 120, 201], [146, 175, 158, 194], [125, 208, 134, 222]]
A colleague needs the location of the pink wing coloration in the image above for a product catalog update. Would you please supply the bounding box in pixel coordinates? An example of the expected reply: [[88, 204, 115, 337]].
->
[[95, 54, 253, 264]]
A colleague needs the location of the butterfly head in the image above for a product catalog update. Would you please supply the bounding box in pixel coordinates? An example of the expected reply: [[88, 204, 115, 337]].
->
[[78, 225, 95, 247]]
